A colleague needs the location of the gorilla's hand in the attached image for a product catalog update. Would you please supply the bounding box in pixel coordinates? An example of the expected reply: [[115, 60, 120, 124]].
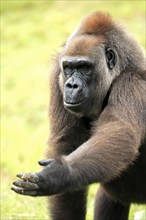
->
[[11, 158, 71, 196]]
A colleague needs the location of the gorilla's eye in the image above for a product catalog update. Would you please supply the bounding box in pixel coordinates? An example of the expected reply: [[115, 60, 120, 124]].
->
[[105, 47, 116, 69], [64, 66, 71, 73], [78, 65, 90, 74], [63, 65, 74, 77]]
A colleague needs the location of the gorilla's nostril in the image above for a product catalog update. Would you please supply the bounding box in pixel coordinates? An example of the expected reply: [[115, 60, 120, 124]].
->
[[66, 83, 72, 89], [73, 84, 78, 89], [66, 83, 78, 89]]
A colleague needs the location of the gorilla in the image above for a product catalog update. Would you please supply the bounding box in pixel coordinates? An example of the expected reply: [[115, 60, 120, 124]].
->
[[12, 12, 146, 220]]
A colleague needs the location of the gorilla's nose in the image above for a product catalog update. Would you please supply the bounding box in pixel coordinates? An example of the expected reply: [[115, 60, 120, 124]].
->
[[65, 77, 82, 94]]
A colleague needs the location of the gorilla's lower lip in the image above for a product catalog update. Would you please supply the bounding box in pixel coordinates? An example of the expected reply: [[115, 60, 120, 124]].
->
[[64, 101, 85, 108]]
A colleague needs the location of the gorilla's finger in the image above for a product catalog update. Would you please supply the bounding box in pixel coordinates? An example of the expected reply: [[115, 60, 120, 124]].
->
[[11, 187, 37, 196], [13, 180, 39, 190], [38, 159, 55, 166], [17, 173, 39, 183]]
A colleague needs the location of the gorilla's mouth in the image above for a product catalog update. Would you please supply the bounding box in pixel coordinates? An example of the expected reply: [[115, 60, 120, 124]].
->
[[64, 100, 86, 110]]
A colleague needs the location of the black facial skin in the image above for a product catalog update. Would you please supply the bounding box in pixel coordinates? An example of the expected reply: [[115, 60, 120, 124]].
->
[[62, 58, 94, 113]]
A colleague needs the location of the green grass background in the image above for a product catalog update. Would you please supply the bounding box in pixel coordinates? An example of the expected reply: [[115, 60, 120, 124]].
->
[[1, 1, 146, 219]]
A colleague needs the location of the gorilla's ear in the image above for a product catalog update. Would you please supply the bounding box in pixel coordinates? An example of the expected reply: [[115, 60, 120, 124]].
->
[[105, 47, 116, 69]]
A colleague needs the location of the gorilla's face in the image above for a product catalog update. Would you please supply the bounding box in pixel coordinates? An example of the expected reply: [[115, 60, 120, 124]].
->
[[59, 35, 117, 117], [61, 56, 93, 114]]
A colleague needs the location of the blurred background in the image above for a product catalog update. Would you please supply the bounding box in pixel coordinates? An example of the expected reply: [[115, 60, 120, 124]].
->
[[1, 1, 146, 219]]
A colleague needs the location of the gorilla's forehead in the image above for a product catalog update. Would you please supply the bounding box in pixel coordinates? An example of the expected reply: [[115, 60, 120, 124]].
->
[[63, 35, 105, 57]]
